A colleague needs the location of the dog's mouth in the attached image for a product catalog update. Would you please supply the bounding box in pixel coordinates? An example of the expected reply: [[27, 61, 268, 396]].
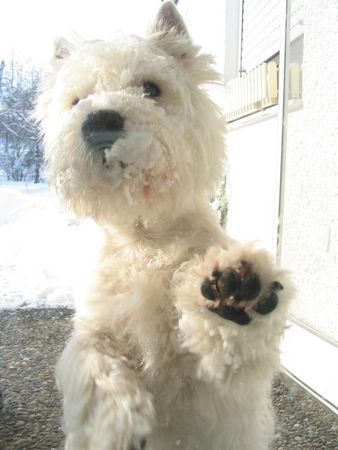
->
[[85, 131, 128, 170], [87, 131, 126, 153], [86, 130, 156, 188], [102, 153, 127, 170]]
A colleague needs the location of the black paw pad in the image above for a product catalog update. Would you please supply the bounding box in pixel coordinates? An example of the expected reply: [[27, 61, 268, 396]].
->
[[201, 261, 283, 325], [254, 282, 283, 315], [201, 262, 262, 301], [236, 272, 262, 301], [201, 278, 218, 300], [254, 291, 278, 315], [201, 261, 262, 326], [217, 304, 251, 325], [217, 268, 241, 298]]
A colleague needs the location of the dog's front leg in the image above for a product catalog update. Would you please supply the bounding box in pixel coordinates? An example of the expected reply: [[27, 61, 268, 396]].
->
[[173, 244, 292, 383], [171, 244, 293, 449], [57, 333, 155, 450]]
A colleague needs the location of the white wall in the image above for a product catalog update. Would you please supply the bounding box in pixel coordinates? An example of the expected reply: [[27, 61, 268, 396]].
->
[[280, 0, 338, 344]]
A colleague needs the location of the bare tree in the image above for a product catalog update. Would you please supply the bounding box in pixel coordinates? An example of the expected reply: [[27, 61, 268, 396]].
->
[[0, 60, 43, 182], [0, 60, 5, 94]]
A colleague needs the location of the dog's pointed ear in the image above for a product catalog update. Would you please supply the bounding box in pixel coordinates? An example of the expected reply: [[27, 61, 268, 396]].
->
[[148, 1, 189, 36], [147, 2, 193, 60], [53, 37, 74, 61], [34, 38, 75, 123]]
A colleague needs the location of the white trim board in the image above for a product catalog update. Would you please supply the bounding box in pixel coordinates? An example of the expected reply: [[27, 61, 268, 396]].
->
[[281, 321, 338, 413], [227, 100, 303, 131]]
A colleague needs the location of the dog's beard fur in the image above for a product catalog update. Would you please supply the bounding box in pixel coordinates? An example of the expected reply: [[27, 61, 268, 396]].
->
[[37, 33, 226, 226]]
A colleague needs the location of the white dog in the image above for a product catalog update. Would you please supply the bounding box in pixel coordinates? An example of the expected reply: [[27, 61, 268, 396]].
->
[[37, 2, 292, 449]]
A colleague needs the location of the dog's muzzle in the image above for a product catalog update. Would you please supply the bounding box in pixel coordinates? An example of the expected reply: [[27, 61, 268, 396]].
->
[[82, 110, 125, 152]]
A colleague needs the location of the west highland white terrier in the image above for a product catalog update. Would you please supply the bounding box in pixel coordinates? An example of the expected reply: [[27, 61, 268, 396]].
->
[[36, 2, 292, 449]]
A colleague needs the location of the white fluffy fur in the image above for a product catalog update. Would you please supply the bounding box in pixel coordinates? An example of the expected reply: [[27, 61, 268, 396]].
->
[[37, 3, 293, 449]]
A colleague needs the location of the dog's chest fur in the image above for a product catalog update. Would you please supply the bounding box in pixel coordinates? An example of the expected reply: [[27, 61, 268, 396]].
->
[[79, 221, 221, 383], [81, 232, 189, 354]]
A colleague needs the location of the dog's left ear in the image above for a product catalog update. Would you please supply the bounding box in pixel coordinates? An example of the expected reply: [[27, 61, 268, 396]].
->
[[148, 1, 189, 36], [147, 1, 192, 59], [147, 1, 220, 85]]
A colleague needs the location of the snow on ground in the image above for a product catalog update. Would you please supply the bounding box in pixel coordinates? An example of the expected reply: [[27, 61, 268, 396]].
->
[[0, 182, 103, 309]]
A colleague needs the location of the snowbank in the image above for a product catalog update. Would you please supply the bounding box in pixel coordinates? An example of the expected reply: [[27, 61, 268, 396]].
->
[[0, 182, 103, 309]]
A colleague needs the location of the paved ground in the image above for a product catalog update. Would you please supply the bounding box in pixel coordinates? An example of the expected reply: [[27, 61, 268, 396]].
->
[[0, 308, 337, 450]]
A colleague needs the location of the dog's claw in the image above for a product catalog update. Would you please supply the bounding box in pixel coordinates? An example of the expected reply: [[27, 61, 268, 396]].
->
[[201, 278, 217, 300], [271, 281, 284, 291], [211, 268, 222, 278], [130, 438, 147, 450]]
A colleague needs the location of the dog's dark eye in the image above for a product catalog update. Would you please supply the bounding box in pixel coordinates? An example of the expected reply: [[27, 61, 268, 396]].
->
[[72, 97, 80, 106], [143, 82, 161, 98]]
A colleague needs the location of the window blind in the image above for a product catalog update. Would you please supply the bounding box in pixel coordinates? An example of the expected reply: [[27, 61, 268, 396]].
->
[[241, 0, 304, 72]]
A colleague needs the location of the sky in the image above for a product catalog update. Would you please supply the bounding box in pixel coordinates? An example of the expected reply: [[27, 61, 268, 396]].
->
[[0, 0, 310, 89], [0, 0, 226, 72], [0, 0, 166, 65]]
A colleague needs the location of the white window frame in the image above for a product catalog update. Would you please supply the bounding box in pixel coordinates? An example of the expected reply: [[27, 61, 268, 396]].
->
[[224, 0, 242, 82]]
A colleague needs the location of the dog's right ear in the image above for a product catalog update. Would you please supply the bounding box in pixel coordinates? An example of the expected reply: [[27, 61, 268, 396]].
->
[[34, 38, 74, 124], [53, 37, 74, 62]]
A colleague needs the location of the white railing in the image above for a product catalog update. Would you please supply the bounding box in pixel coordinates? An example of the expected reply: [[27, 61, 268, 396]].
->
[[224, 62, 301, 122]]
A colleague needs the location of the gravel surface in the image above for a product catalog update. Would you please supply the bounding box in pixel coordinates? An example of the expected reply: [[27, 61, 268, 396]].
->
[[0, 308, 337, 450]]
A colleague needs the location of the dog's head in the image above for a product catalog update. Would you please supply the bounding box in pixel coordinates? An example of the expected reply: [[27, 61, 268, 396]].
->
[[37, 1, 226, 226]]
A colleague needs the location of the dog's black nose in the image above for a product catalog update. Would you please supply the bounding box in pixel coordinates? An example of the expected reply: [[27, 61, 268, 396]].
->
[[82, 110, 125, 151]]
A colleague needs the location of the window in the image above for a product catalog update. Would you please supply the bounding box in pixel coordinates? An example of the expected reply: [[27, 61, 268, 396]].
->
[[240, 0, 304, 72], [224, 0, 304, 122]]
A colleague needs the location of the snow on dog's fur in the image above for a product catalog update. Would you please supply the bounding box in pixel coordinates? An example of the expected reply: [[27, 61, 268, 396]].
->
[[36, 2, 293, 449]]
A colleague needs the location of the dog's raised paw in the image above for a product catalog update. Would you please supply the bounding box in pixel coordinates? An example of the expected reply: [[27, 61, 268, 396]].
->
[[201, 261, 283, 325]]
